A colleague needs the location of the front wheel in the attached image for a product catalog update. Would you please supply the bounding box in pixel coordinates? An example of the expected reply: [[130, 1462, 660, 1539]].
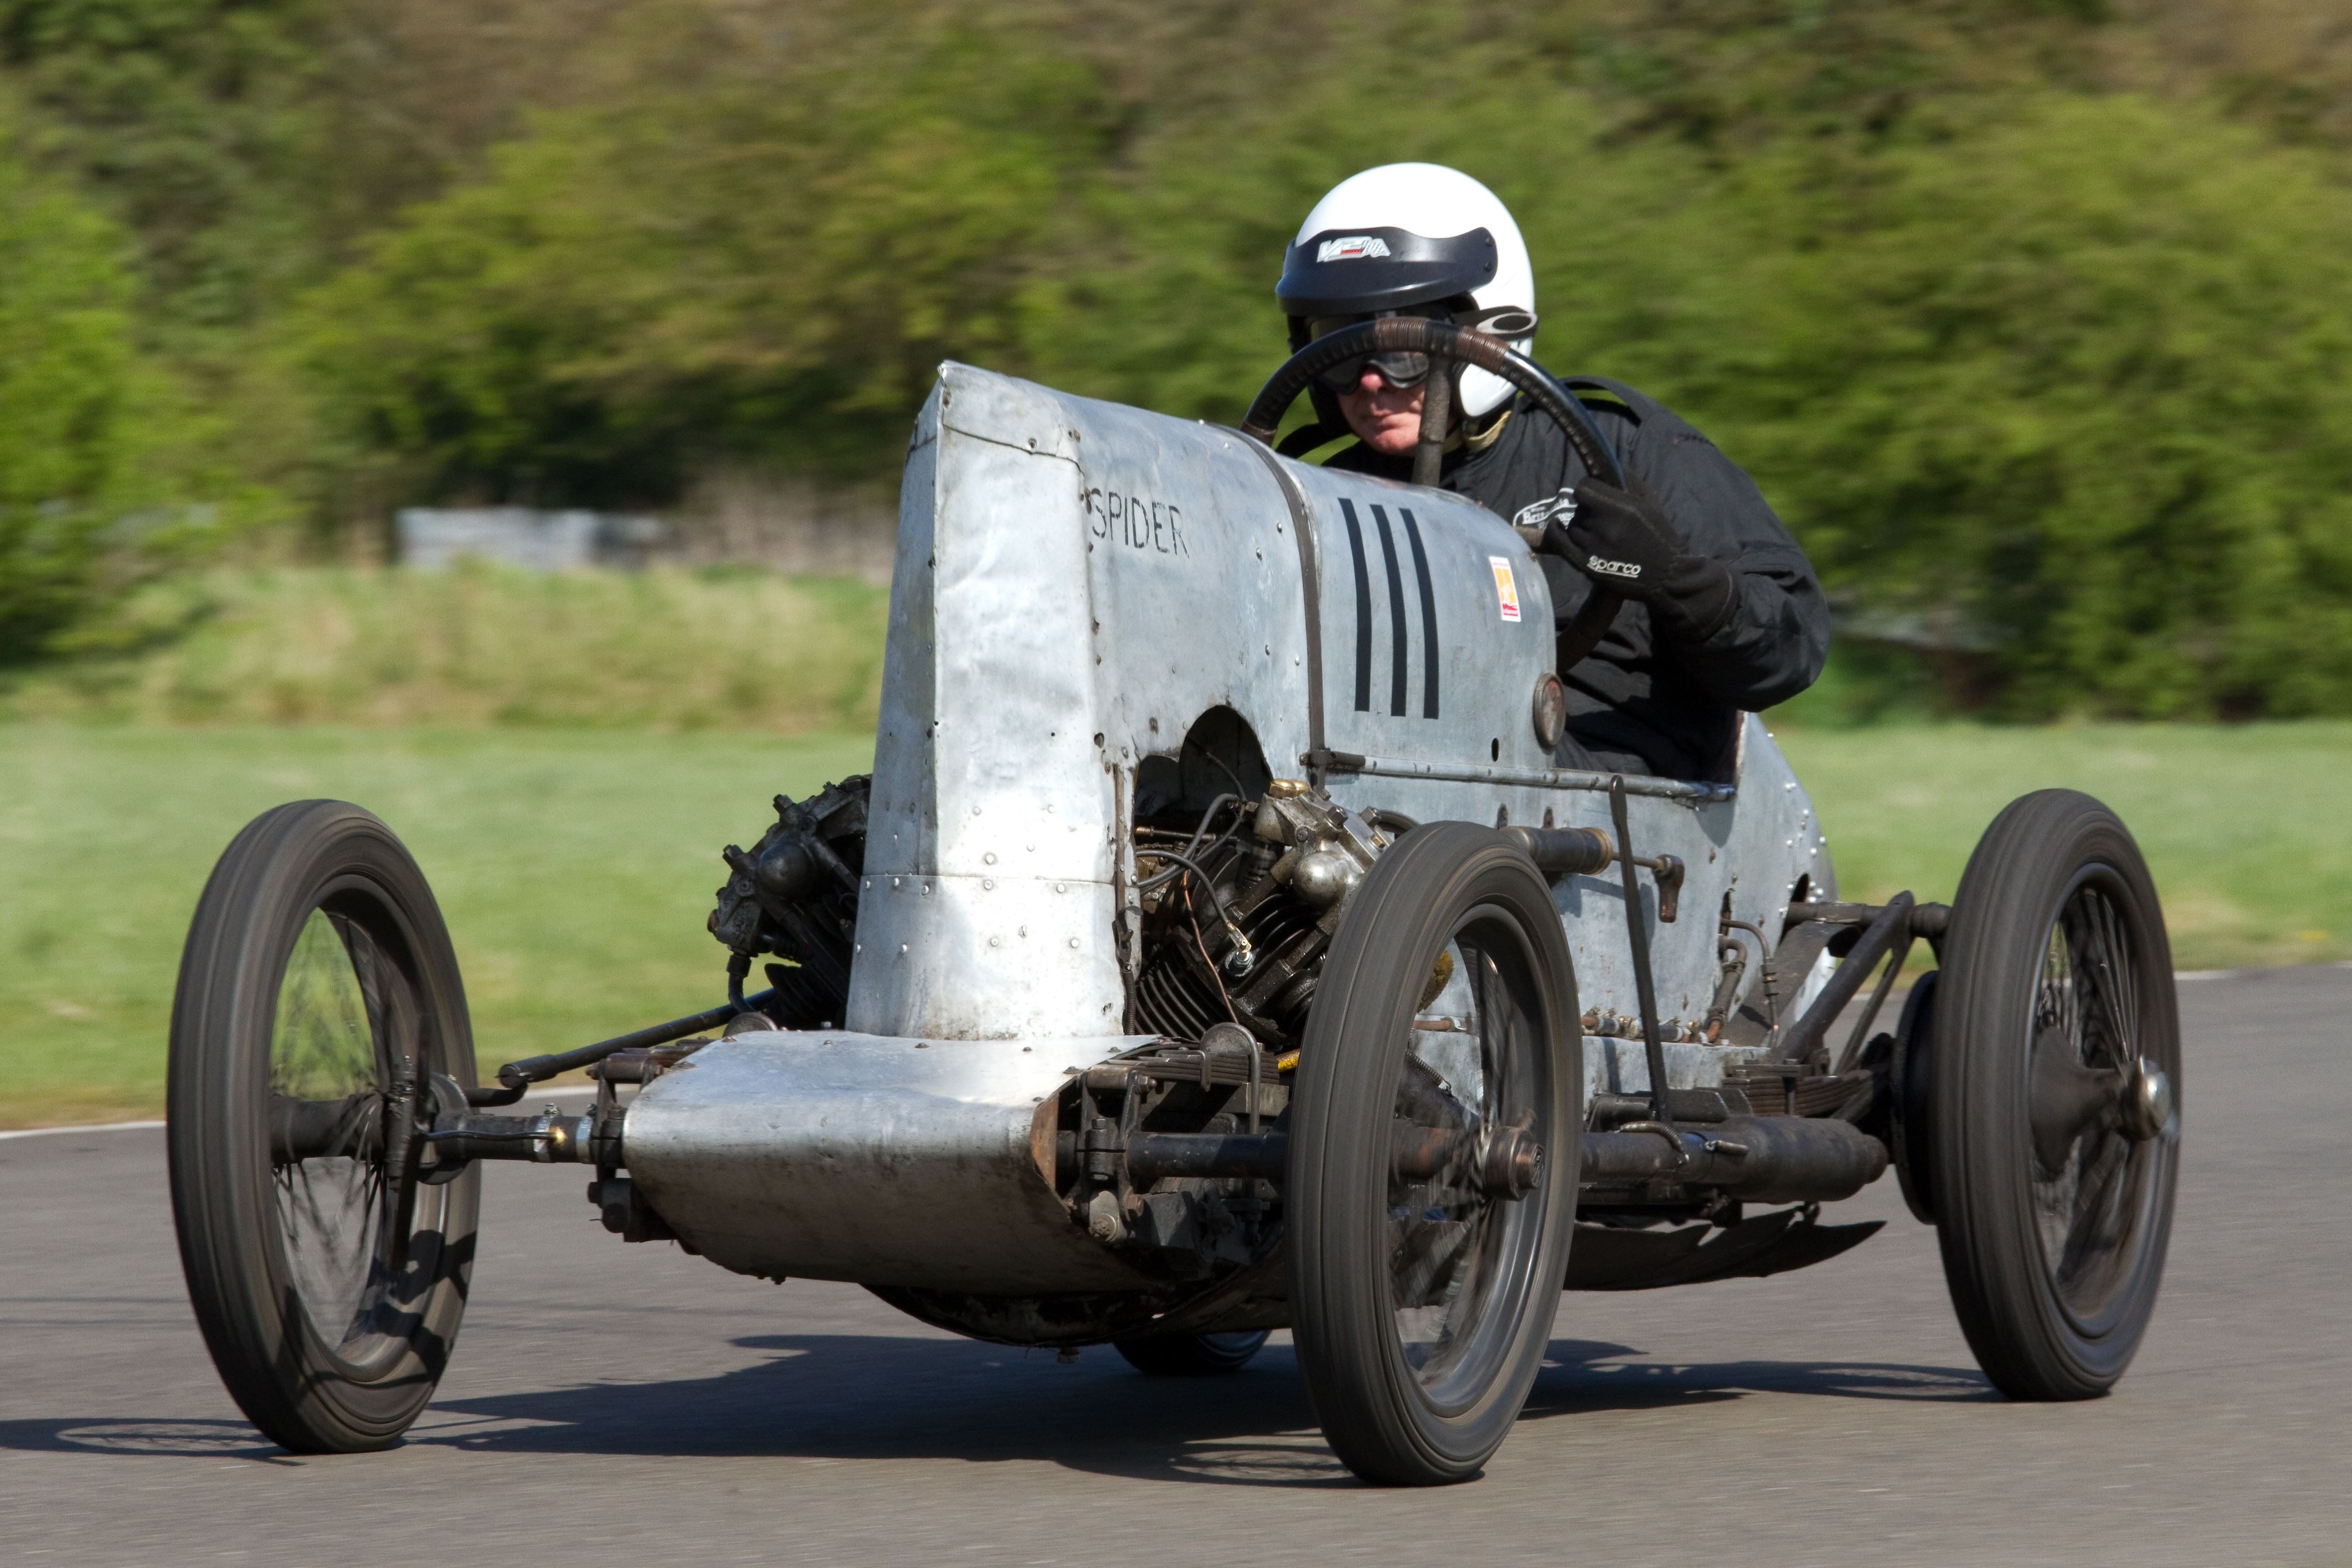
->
[[1288, 823, 1580, 1486], [168, 800, 479, 1452], [1933, 789, 2179, 1400]]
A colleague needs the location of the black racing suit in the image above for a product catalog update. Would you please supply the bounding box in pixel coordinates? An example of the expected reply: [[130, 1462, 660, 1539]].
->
[[1325, 376, 1828, 781]]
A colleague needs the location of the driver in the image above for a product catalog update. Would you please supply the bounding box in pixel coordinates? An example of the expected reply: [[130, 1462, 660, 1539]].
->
[[1275, 163, 1829, 781]]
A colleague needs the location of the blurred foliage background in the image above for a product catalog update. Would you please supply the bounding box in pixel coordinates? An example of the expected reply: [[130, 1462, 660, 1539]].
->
[[11, 1, 2352, 1120], [6, 0, 2352, 720]]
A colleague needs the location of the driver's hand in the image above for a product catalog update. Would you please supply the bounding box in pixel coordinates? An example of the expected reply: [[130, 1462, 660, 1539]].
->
[[1543, 476, 1739, 642]]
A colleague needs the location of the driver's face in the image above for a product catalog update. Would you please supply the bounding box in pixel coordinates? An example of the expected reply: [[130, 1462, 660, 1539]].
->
[[1334, 367, 1426, 456]]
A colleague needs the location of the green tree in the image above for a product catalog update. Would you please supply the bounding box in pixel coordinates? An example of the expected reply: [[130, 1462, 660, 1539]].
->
[[0, 0, 329, 336], [294, 14, 1118, 505], [0, 128, 137, 661], [281, 1, 2352, 719], [1682, 97, 2352, 718]]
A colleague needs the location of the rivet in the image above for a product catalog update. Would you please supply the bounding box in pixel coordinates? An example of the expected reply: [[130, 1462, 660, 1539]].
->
[[893, 876, 903, 888], [984, 851, 997, 865], [1054, 881, 1066, 893], [972, 804, 982, 814], [900, 943, 909, 954], [989, 936, 1001, 947], [983, 878, 994, 890], [1068, 938, 1080, 949]]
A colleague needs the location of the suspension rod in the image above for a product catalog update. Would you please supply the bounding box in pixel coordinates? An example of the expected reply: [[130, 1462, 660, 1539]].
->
[[478, 984, 785, 1103]]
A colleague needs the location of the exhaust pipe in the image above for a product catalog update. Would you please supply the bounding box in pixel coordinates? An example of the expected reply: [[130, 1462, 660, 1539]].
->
[[1102, 1116, 1887, 1205], [1582, 1115, 1887, 1203]]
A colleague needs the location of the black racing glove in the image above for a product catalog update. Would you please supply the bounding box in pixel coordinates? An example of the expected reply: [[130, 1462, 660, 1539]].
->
[[1539, 476, 1739, 644]]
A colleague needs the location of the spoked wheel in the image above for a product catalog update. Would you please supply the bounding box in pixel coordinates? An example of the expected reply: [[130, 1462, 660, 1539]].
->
[[1111, 1330, 1270, 1377], [1933, 789, 2180, 1399], [168, 800, 479, 1452], [1288, 823, 1579, 1486]]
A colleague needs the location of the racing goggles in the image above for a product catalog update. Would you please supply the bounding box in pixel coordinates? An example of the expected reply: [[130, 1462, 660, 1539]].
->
[[1308, 305, 1538, 393]]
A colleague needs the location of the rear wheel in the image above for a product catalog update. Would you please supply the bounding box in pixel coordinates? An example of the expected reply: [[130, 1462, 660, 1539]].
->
[[1933, 790, 2179, 1399], [1112, 1330, 1270, 1376], [1288, 823, 1579, 1486], [168, 800, 479, 1452]]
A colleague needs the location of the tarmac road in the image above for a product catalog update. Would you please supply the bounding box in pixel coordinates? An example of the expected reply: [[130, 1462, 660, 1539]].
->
[[3, 966, 2346, 1568]]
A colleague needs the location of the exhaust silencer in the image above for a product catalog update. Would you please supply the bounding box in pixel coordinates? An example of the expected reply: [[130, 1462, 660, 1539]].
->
[[1581, 1115, 1888, 1203], [1113, 1115, 1888, 1205]]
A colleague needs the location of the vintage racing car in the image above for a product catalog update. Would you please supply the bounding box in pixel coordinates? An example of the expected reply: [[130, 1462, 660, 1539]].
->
[[166, 322, 2182, 1484]]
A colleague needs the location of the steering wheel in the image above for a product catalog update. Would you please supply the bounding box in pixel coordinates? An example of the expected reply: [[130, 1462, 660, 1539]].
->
[[1239, 316, 1626, 673]]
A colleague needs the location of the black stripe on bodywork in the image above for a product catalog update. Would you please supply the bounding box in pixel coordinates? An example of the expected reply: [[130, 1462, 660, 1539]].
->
[[1400, 508, 1440, 719], [1339, 498, 1373, 713], [1371, 505, 1409, 717]]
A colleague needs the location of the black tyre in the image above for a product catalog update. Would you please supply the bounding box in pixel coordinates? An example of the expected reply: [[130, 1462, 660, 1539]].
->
[[1934, 789, 2180, 1400], [1111, 1330, 1270, 1376], [1288, 823, 1579, 1486], [168, 800, 479, 1452], [1889, 969, 1940, 1225]]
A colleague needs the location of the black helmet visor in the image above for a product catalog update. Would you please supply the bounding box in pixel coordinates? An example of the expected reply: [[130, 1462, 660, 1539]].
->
[[1276, 225, 1498, 317]]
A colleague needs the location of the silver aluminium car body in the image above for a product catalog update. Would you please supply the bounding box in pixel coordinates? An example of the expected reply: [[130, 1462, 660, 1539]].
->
[[623, 364, 1833, 1293]]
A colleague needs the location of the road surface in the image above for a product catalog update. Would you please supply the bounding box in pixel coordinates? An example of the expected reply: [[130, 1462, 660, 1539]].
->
[[3, 967, 2344, 1566]]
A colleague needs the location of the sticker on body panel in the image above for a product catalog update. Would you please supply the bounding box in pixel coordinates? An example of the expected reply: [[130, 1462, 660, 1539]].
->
[[1489, 557, 1522, 623]]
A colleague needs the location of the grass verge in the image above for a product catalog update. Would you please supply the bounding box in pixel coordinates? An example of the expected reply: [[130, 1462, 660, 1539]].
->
[[1775, 721, 2352, 972], [1, 563, 889, 731], [2, 720, 2338, 1127], [0, 726, 874, 1127]]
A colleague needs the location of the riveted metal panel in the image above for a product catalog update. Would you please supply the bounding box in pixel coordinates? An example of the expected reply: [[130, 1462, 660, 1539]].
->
[[850, 372, 1118, 1037], [850, 873, 1127, 1039]]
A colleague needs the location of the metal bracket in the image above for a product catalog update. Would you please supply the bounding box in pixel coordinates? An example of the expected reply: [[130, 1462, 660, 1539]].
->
[[1772, 893, 1915, 1066], [1609, 777, 1678, 1130]]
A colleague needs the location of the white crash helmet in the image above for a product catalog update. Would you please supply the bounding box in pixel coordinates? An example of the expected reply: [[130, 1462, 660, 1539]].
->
[[1277, 163, 1537, 420]]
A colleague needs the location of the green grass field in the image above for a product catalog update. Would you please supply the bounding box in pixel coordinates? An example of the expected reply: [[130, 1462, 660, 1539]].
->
[[1777, 722, 2351, 971], [0, 726, 875, 1126], [2, 564, 889, 731], [2, 720, 2342, 1127]]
